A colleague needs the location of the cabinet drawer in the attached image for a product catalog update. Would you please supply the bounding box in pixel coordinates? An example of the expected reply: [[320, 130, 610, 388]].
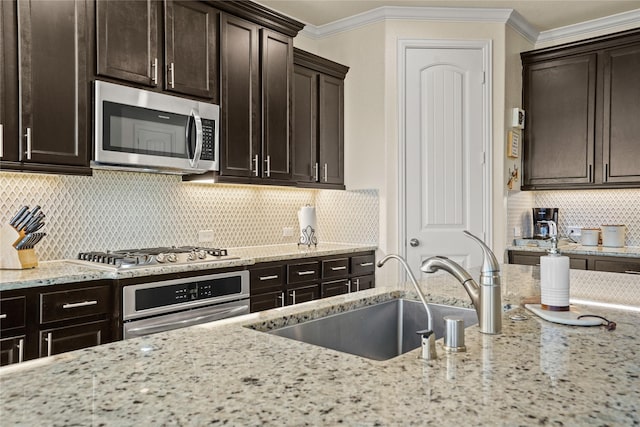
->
[[593, 259, 640, 274], [287, 261, 320, 284], [250, 265, 285, 292], [0, 296, 26, 331], [40, 286, 111, 324], [350, 254, 376, 276], [322, 258, 349, 279]]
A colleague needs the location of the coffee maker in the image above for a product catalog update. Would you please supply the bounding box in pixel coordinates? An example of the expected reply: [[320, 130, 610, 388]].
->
[[532, 208, 559, 239]]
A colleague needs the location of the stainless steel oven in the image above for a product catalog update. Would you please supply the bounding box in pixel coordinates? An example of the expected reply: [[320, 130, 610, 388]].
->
[[122, 270, 249, 339]]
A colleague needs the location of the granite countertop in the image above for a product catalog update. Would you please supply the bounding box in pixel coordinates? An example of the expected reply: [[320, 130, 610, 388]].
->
[[508, 242, 640, 258], [1, 264, 638, 425], [0, 243, 377, 291]]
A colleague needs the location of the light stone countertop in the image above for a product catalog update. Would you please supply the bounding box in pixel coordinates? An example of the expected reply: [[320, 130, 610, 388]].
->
[[508, 242, 640, 258], [1, 264, 638, 425], [0, 243, 377, 291]]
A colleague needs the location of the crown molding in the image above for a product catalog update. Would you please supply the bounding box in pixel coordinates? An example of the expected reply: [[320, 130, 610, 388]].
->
[[300, 6, 534, 39], [505, 10, 539, 44], [536, 8, 640, 45]]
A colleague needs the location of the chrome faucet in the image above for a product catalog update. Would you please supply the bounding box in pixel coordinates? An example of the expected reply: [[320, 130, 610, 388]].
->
[[377, 254, 437, 360], [421, 231, 502, 335]]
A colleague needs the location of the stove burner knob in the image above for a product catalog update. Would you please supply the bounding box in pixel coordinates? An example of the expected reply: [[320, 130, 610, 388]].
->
[[167, 253, 178, 263], [187, 251, 197, 261], [156, 253, 167, 263], [197, 249, 207, 259]]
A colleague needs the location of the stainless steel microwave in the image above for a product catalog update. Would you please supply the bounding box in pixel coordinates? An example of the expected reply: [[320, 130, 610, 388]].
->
[[93, 81, 219, 174]]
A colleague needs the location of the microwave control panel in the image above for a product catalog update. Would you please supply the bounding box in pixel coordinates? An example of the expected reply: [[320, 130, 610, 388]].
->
[[201, 119, 215, 161]]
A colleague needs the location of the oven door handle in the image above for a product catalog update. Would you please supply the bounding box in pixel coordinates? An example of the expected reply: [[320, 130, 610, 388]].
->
[[187, 109, 203, 169], [125, 305, 247, 338]]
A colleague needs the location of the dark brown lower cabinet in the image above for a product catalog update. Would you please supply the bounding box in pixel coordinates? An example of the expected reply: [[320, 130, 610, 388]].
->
[[249, 251, 375, 313], [508, 250, 640, 273], [0, 336, 25, 366], [39, 320, 110, 358]]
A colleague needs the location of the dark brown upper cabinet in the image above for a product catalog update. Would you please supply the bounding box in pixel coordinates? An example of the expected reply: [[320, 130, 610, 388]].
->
[[0, 0, 91, 175], [96, 0, 218, 101], [521, 29, 640, 190], [293, 49, 349, 189], [218, 13, 296, 184]]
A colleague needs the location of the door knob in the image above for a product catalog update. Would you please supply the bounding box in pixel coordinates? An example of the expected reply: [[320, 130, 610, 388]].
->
[[409, 238, 420, 247]]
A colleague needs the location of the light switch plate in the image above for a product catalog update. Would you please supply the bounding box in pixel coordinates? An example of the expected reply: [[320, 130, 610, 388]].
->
[[282, 227, 294, 237]]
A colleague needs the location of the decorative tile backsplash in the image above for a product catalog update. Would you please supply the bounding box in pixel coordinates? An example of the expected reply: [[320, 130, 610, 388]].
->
[[507, 189, 640, 246], [0, 170, 378, 260]]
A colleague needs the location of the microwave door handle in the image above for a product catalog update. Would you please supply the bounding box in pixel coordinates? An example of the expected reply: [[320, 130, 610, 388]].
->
[[187, 109, 203, 169]]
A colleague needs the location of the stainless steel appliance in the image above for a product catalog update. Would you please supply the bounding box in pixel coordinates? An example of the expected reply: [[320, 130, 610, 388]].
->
[[76, 246, 236, 269], [533, 208, 559, 239], [122, 270, 250, 339], [93, 80, 219, 174]]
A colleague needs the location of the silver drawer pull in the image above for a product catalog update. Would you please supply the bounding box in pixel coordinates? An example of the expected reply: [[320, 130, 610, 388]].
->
[[259, 275, 279, 281], [331, 266, 347, 271], [624, 270, 640, 275], [297, 270, 316, 276], [62, 300, 98, 309], [0, 314, 7, 319], [359, 262, 374, 267]]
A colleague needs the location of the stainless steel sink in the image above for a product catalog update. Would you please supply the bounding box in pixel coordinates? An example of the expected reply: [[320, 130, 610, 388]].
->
[[268, 299, 478, 361]]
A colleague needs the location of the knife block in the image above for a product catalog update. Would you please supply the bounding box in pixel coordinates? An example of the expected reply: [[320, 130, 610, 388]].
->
[[0, 223, 38, 269]]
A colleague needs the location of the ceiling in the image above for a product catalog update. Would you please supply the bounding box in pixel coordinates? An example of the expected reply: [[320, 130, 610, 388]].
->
[[258, 0, 640, 33]]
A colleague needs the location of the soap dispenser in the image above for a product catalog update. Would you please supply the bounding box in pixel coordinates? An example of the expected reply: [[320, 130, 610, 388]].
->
[[539, 221, 570, 311]]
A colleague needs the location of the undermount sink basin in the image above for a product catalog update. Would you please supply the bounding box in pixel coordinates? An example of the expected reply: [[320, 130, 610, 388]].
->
[[268, 299, 478, 361]]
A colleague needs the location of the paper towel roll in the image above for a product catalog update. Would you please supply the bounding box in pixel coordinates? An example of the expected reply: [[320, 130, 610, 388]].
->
[[298, 205, 317, 245], [540, 254, 570, 309]]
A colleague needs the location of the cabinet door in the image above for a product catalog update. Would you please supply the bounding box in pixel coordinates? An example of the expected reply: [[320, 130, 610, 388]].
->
[[39, 320, 110, 358], [292, 65, 318, 182], [321, 279, 350, 298], [250, 290, 283, 313], [318, 74, 344, 185], [96, 0, 158, 86], [0, 336, 25, 366], [592, 257, 640, 274], [352, 275, 375, 292], [18, 0, 89, 167], [261, 29, 292, 181], [522, 55, 596, 188], [602, 43, 640, 184], [164, 0, 218, 100], [219, 13, 260, 178], [0, 0, 19, 163], [286, 283, 319, 305]]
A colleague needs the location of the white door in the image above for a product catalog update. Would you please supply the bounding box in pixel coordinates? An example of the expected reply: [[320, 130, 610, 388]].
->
[[402, 42, 490, 277]]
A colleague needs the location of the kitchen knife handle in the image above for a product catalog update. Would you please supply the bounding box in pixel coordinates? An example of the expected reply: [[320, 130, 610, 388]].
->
[[9, 206, 28, 226], [25, 128, 32, 160], [62, 300, 98, 309]]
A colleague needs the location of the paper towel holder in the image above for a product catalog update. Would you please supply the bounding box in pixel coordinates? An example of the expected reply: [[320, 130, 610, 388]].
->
[[298, 225, 318, 247]]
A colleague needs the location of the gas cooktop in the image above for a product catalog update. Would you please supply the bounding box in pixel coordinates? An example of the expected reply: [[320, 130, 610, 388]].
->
[[74, 246, 238, 269]]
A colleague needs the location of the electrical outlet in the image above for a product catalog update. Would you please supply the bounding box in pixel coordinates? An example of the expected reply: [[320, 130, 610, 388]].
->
[[513, 226, 522, 238], [567, 226, 582, 237], [198, 229, 215, 242], [282, 227, 294, 237]]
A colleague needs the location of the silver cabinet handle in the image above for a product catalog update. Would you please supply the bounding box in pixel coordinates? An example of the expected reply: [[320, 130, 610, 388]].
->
[[290, 290, 296, 305], [152, 57, 158, 85], [331, 266, 347, 271], [46, 332, 52, 357], [25, 128, 32, 160], [297, 270, 316, 276], [0, 123, 4, 157], [0, 314, 7, 320], [259, 275, 279, 281], [265, 155, 271, 177], [18, 338, 24, 363], [314, 162, 319, 181], [345, 280, 351, 293], [323, 163, 328, 182], [62, 300, 98, 309], [169, 62, 175, 88], [360, 262, 374, 267], [624, 270, 640, 275], [355, 278, 360, 292], [278, 292, 285, 307], [253, 154, 259, 176]]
